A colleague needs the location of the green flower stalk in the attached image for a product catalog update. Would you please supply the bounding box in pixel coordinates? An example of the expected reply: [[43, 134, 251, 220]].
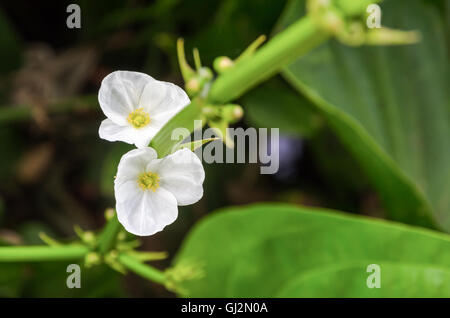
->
[[208, 16, 328, 103], [0, 245, 89, 262], [118, 253, 166, 285]]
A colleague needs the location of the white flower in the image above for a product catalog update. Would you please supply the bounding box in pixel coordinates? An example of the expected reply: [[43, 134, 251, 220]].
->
[[114, 147, 205, 236], [98, 71, 190, 148]]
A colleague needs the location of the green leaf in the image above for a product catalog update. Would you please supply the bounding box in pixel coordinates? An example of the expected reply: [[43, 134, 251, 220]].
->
[[100, 143, 134, 197], [276, 263, 450, 297], [22, 262, 125, 297], [208, 119, 234, 148], [0, 264, 26, 297], [174, 204, 450, 297], [173, 138, 219, 153], [279, 0, 449, 229], [241, 77, 323, 138], [149, 100, 203, 157]]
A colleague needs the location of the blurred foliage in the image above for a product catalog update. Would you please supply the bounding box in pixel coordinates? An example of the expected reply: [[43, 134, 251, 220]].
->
[[241, 76, 323, 138], [174, 204, 450, 297], [281, 0, 449, 230]]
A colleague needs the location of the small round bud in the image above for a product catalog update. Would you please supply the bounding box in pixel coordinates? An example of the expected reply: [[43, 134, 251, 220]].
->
[[213, 56, 234, 73], [198, 67, 213, 81], [320, 10, 343, 34], [83, 231, 95, 244], [85, 252, 101, 267], [109, 250, 118, 259], [117, 231, 127, 241], [231, 105, 244, 121], [338, 22, 365, 46], [185, 77, 201, 96], [221, 104, 244, 124], [104, 208, 115, 220]]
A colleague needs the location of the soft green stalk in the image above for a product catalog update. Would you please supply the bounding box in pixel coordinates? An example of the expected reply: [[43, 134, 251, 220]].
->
[[208, 16, 328, 103], [150, 15, 329, 155], [150, 99, 204, 157], [0, 245, 89, 262], [118, 253, 166, 284], [97, 214, 121, 255], [0, 95, 97, 123]]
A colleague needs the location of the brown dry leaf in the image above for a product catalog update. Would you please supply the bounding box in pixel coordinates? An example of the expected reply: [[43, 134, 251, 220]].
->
[[0, 229, 23, 245], [11, 43, 98, 128], [16, 142, 54, 184]]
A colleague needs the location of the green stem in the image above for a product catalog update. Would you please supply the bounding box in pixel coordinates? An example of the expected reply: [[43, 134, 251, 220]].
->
[[208, 16, 328, 103], [150, 15, 329, 154], [150, 99, 203, 157], [0, 95, 98, 124], [97, 215, 121, 255], [0, 245, 89, 262], [118, 253, 166, 285]]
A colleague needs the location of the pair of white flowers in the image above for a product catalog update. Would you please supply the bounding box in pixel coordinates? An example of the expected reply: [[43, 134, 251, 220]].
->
[[98, 71, 204, 236]]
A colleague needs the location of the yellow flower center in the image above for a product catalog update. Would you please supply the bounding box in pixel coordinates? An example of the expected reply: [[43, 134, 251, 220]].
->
[[127, 108, 150, 128], [137, 171, 160, 192]]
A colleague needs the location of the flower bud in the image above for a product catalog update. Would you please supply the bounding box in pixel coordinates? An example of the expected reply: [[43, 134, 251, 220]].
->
[[221, 104, 244, 124], [198, 67, 213, 81], [104, 208, 115, 220], [320, 9, 344, 34], [337, 21, 365, 46], [185, 77, 201, 96], [213, 56, 234, 73], [83, 231, 96, 244], [85, 252, 101, 268], [164, 261, 204, 296]]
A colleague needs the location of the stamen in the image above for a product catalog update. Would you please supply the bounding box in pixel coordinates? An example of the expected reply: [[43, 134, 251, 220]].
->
[[137, 171, 160, 192], [127, 108, 150, 128]]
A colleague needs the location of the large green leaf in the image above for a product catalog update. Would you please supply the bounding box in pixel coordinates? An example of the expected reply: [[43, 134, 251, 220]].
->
[[279, 0, 449, 230], [174, 204, 450, 297], [276, 263, 450, 297]]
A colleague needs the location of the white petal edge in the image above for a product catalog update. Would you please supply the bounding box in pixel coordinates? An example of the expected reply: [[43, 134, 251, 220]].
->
[[116, 187, 178, 236], [150, 148, 205, 206], [98, 71, 154, 125], [139, 79, 190, 117], [99, 118, 136, 145], [132, 125, 160, 149], [99, 116, 161, 149], [115, 147, 158, 183]]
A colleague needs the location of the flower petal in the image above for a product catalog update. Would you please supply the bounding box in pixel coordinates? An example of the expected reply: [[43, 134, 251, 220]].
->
[[151, 148, 205, 206], [116, 187, 178, 236], [132, 126, 160, 149], [99, 118, 136, 144], [115, 179, 139, 203], [139, 80, 190, 123], [115, 147, 158, 183], [99, 118, 158, 149], [99, 71, 154, 125]]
